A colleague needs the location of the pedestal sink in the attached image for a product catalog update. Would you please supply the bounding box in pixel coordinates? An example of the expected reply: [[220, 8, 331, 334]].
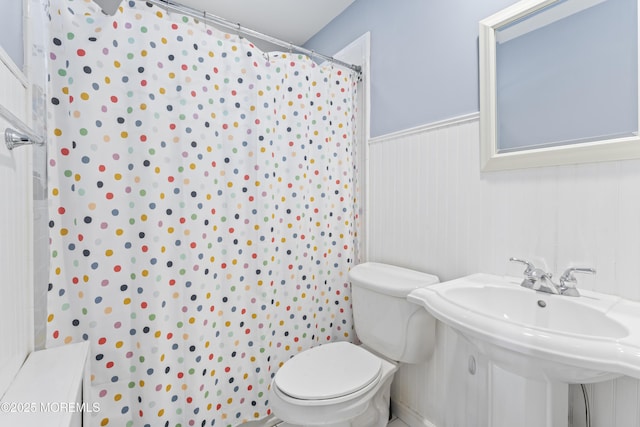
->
[[408, 273, 640, 427]]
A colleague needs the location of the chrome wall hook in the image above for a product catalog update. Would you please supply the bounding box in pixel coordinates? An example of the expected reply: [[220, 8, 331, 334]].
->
[[5, 128, 45, 150]]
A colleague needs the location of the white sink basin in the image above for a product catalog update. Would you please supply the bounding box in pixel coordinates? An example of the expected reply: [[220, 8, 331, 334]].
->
[[408, 273, 640, 383]]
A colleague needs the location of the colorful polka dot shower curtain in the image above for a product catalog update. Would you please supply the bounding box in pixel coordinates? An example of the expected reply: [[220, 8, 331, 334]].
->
[[46, 1, 359, 425]]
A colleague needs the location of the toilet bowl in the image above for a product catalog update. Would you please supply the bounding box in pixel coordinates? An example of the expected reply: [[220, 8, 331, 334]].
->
[[270, 341, 397, 427], [269, 262, 439, 427]]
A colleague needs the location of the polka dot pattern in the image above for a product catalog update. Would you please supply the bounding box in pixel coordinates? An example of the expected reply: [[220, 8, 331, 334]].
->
[[47, 1, 359, 425]]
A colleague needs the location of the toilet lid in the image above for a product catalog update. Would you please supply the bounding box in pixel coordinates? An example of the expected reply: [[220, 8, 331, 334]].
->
[[274, 342, 382, 400]]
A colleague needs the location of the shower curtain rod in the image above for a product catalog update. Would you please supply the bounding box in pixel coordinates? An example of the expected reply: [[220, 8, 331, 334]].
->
[[142, 0, 363, 74]]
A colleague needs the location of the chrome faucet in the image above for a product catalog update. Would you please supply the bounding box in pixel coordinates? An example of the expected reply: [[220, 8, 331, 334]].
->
[[508, 258, 596, 297], [509, 257, 558, 294]]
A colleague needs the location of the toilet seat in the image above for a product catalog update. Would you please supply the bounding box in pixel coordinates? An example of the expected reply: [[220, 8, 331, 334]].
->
[[273, 342, 383, 403]]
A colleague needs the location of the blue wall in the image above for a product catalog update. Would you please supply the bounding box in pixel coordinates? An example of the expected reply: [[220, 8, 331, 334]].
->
[[0, 1, 23, 70], [304, 0, 517, 137]]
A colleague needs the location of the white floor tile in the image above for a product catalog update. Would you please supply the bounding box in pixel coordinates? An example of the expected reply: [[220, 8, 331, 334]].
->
[[387, 417, 409, 427]]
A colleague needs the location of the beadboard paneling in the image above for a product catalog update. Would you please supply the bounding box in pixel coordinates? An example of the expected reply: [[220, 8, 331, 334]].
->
[[0, 117, 33, 398], [0, 15, 34, 398], [371, 115, 640, 426]]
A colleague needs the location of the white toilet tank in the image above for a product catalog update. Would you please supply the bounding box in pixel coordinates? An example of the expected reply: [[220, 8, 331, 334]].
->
[[349, 262, 439, 364]]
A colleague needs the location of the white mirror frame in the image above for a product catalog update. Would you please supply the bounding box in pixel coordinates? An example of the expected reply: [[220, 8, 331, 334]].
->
[[479, 0, 640, 171]]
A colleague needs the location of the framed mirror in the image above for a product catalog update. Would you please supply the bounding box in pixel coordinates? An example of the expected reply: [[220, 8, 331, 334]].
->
[[479, 0, 640, 171]]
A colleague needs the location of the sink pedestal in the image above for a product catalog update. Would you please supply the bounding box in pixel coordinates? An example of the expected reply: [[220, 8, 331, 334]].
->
[[489, 362, 568, 427]]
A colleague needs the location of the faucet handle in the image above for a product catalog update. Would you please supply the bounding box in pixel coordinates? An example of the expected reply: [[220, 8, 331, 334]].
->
[[509, 257, 535, 275], [559, 267, 596, 296], [560, 267, 596, 283]]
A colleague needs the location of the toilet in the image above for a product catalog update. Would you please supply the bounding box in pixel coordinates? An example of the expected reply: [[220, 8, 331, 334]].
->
[[269, 262, 439, 427]]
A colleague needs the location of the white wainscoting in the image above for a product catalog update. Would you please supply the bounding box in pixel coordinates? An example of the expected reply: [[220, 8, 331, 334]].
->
[[0, 66, 33, 397], [369, 114, 640, 426]]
